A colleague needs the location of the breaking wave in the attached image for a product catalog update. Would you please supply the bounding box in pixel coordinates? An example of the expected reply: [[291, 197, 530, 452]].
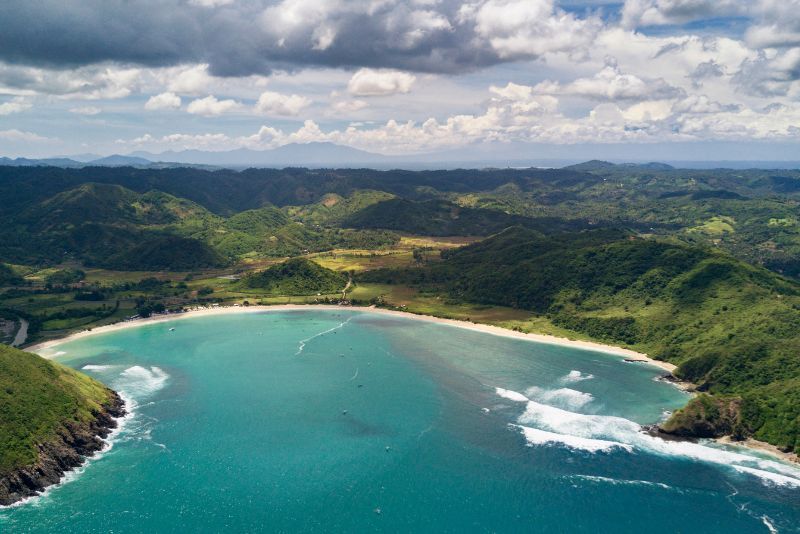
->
[[561, 370, 594, 383], [525, 386, 594, 410], [82, 364, 115, 372], [495, 387, 800, 487], [515, 425, 631, 453], [115, 366, 169, 398]]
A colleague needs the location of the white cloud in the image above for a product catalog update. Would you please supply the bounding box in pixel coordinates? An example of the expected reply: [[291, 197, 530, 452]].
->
[[0, 129, 50, 142], [69, 106, 102, 115], [672, 94, 739, 114], [348, 68, 416, 97], [533, 65, 685, 101], [188, 0, 234, 7], [460, 0, 601, 59], [621, 0, 747, 29], [145, 92, 182, 111], [186, 95, 242, 116], [254, 91, 311, 116], [166, 64, 214, 95], [0, 97, 31, 115], [330, 99, 368, 114]]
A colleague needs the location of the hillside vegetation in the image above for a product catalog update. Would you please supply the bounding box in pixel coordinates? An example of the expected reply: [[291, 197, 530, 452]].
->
[[239, 258, 348, 296], [2, 165, 799, 277], [0, 344, 118, 475], [360, 227, 800, 452]]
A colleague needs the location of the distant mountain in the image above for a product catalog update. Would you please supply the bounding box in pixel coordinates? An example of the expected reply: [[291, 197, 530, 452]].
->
[[130, 142, 396, 168], [563, 160, 618, 172], [626, 162, 675, 171], [0, 156, 82, 167], [565, 160, 675, 172], [88, 155, 152, 166]]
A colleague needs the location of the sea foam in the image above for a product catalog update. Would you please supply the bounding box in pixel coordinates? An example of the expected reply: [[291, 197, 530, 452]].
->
[[496, 387, 800, 487], [116, 366, 169, 398], [82, 364, 115, 372], [561, 370, 594, 383], [515, 425, 631, 453], [524, 386, 594, 410]]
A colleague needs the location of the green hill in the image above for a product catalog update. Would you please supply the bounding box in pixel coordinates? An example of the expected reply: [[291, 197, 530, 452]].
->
[[360, 227, 800, 453], [344, 198, 586, 236], [289, 190, 396, 225], [0, 344, 125, 505], [239, 258, 348, 296]]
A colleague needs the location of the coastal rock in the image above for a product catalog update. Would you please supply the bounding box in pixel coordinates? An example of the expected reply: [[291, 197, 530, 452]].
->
[[0, 391, 125, 507], [657, 394, 745, 440]]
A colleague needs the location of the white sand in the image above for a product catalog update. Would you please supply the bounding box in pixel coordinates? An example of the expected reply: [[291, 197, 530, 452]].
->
[[28, 304, 675, 373]]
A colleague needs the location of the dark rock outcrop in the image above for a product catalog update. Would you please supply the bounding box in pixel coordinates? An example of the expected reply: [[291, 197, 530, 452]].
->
[[657, 393, 745, 440], [0, 391, 125, 506]]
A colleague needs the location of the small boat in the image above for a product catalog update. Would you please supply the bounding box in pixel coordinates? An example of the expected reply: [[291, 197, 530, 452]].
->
[[169, 328, 175, 332]]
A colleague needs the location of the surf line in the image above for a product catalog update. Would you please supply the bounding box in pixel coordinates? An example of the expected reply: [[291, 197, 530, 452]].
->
[[295, 316, 354, 356]]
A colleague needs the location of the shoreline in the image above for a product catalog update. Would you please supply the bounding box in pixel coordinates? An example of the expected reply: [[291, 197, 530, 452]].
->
[[716, 436, 799, 465], [28, 304, 676, 372], [23, 303, 798, 468], [0, 391, 126, 507]]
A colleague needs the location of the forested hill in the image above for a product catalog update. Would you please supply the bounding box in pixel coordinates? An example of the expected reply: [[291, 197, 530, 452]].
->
[[359, 227, 800, 453], [2, 164, 798, 278]]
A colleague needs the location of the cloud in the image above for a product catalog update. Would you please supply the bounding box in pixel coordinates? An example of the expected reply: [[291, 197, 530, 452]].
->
[[532, 65, 685, 101], [69, 105, 102, 115], [734, 49, 800, 96], [672, 94, 740, 114], [145, 92, 182, 111], [165, 64, 214, 94], [188, 0, 234, 7], [621, 0, 747, 28], [0, 97, 31, 115], [330, 99, 368, 114], [254, 90, 311, 116], [0, 62, 143, 99], [347, 68, 416, 96], [0, 129, 51, 142], [186, 95, 242, 116], [0, 0, 604, 77], [460, 0, 601, 59]]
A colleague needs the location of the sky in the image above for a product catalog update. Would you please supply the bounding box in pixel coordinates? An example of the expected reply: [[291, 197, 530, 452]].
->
[[1, 0, 800, 161]]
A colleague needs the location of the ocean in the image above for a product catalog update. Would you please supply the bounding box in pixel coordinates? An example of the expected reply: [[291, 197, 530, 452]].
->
[[3, 309, 799, 532]]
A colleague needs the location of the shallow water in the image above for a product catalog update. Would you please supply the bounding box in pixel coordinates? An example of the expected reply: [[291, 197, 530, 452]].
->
[[3, 310, 799, 532]]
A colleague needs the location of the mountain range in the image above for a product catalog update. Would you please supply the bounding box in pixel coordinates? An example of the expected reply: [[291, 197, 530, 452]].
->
[[4, 142, 800, 170]]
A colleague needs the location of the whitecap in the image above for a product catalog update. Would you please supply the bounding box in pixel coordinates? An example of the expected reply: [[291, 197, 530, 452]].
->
[[561, 370, 594, 383], [525, 386, 594, 410], [568, 474, 671, 490], [732, 465, 800, 488], [82, 364, 114, 372], [495, 387, 529, 403], [494, 387, 800, 485], [115, 366, 169, 398], [515, 425, 632, 453]]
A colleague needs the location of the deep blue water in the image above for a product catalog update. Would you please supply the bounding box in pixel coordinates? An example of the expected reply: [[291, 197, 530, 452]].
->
[[2, 310, 799, 533]]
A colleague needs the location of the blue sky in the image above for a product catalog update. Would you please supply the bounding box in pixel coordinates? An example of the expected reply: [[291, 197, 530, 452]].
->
[[1, 0, 799, 160]]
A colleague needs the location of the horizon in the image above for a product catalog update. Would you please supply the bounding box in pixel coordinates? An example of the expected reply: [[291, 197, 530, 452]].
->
[[2, 1, 800, 161]]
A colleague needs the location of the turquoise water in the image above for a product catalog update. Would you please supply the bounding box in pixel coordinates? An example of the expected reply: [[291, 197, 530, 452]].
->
[[3, 309, 799, 533]]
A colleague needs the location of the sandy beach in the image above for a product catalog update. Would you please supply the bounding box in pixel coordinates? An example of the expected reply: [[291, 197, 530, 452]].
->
[[27, 303, 800, 466], [28, 304, 676, 372]]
